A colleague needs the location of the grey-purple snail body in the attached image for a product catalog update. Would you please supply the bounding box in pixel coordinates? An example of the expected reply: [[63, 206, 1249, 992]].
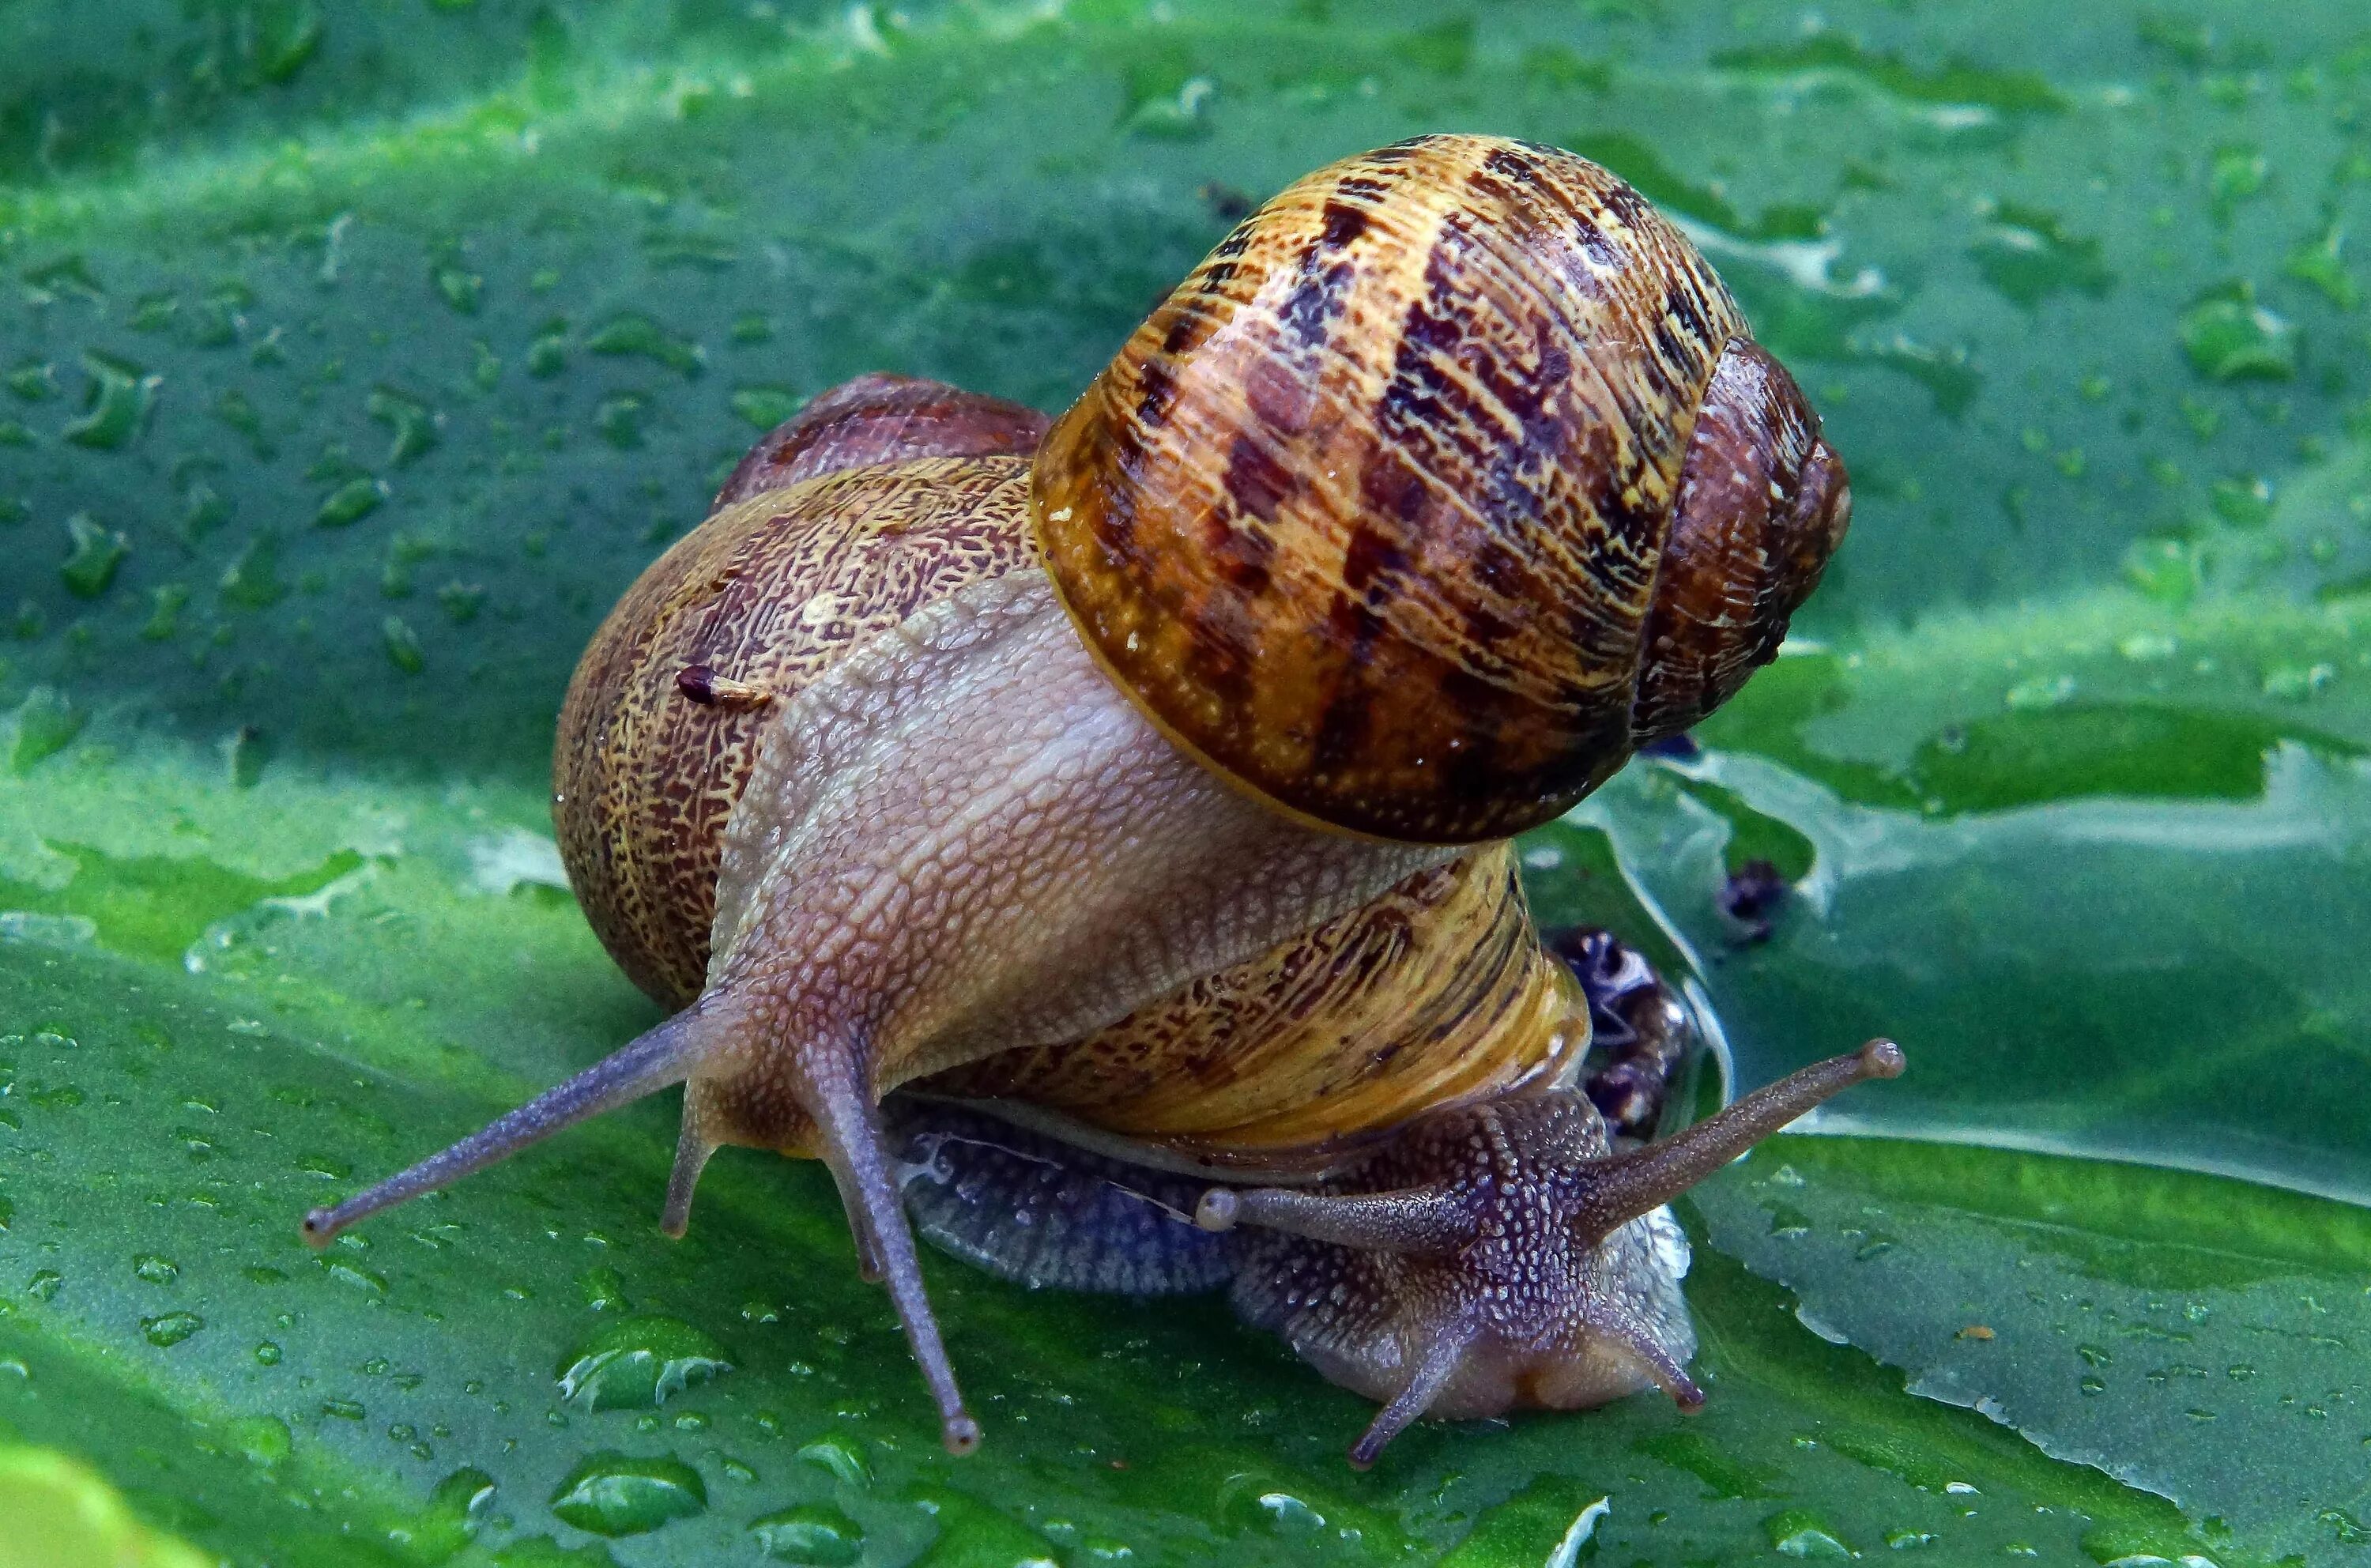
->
[[301, 134, 1894, 1466]]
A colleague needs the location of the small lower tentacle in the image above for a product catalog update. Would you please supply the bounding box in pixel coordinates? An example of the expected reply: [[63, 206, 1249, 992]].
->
[[1349, 1321, 1475, 1469], [1596, 1312, 1706, 1411], [661, 1081, 723, 1239]]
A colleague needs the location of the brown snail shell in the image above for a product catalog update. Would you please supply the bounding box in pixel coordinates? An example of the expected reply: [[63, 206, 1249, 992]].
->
[[1033, 134, 1849, 844], [554, 378, 1048, 1006]]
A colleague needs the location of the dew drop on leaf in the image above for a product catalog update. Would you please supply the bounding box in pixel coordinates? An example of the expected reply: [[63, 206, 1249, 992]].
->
[[554, 1314, 732, 1410], [141, 1310, 204, 1347], [793, 1432, 871, 1488], [545, 1451, 707, 1536], [230, 1415, 291, 1467], [749, 1502, 863, 1565]]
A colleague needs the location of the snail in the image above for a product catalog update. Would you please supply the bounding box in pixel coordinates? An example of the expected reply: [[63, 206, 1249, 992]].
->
[[301, 135, 1883, 1465]]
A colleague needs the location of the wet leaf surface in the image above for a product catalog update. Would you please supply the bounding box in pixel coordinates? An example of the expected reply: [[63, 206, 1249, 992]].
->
[[3, 0, 2369, 1562]]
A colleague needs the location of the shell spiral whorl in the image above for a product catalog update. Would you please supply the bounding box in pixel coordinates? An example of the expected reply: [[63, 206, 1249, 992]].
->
[[1032, 134, 1849, 844], [553, 379, 1050, 1006]]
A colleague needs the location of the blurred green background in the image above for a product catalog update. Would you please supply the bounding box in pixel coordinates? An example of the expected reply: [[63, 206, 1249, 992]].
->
[[1, 1, 2367, 1563]]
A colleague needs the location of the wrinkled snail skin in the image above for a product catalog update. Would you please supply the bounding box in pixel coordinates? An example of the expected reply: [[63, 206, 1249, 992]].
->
[[303, 132, 1882, 1465]]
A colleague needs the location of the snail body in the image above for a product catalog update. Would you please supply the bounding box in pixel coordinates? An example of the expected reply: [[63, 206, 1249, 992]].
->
[[303, 137, 1885, 1465]]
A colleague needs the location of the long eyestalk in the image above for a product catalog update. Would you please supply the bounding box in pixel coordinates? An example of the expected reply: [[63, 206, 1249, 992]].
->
[[300, 1007, 713, 1248], [1565, 1038, 1902, 1242], [796, 1033, 980, 1454]]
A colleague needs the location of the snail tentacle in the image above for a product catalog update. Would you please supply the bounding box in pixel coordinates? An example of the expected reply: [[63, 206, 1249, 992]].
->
[[1604, 1317, 1706, 1412], [1192, 1183, 1474, 1257], [1559, 1039, 1904, 1242], [660, 1080, 727, 1238], [795, 1027, 980, 1454], [1348, 1317, 1476, 1471], [299, 1001, 720, 1249]]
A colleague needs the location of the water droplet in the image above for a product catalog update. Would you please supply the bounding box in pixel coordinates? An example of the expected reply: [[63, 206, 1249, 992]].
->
[[2285, 222, 2360, 309], [319, 1256, 389, 1298], [585, 313, 704, 376], [366, 387, 440, 467], [1968, 203, 2113, 307], [546, 1452, 707, 1537], [578, 1266, 628, 1314], [406, 1467, 497, 1562], [594, 393, 647, 450], [322, 1398, 368, 1421], [730, 386, 801, 430], [2122, 537, 2203, 605], [749, 1502, 863, 1564], [317, 477, 389, 529], [2262, 662, 2336, 701], [228, 1415, 291, 1467], [2208, 142, 2267, 218], [432, 252, 483, 315], [141, 1311, 204, 1348], [24, 254, 104, 303], [6, 359, 57, 401], [256, 1341, 283, 1365], [27, 1270, 62, 1302], [62, 352, 159, 450], [527, 318, 571, 379], [132, 1254, 179, 1285], [2003, 674, 2075, 710], [2322, 1509, 2371, 1546], [383, 616, 424, 675], [2178, 284, 2298, 382], [59, 514, 129, 599], [1763, 1507, 1852, 1558], [9, 688, 85, 772], [555, 1315, 732, 1411], [1255, 1492, 1324, 1535], [794, 1433, 871, 1488]]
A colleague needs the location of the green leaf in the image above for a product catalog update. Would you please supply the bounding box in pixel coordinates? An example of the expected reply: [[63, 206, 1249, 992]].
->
[[2, 0, 2369, 1562], [1692, 1138, 2371, 1565]]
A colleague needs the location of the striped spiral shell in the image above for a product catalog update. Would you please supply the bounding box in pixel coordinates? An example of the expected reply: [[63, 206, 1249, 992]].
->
[[1034, 134, 1850, 844]]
